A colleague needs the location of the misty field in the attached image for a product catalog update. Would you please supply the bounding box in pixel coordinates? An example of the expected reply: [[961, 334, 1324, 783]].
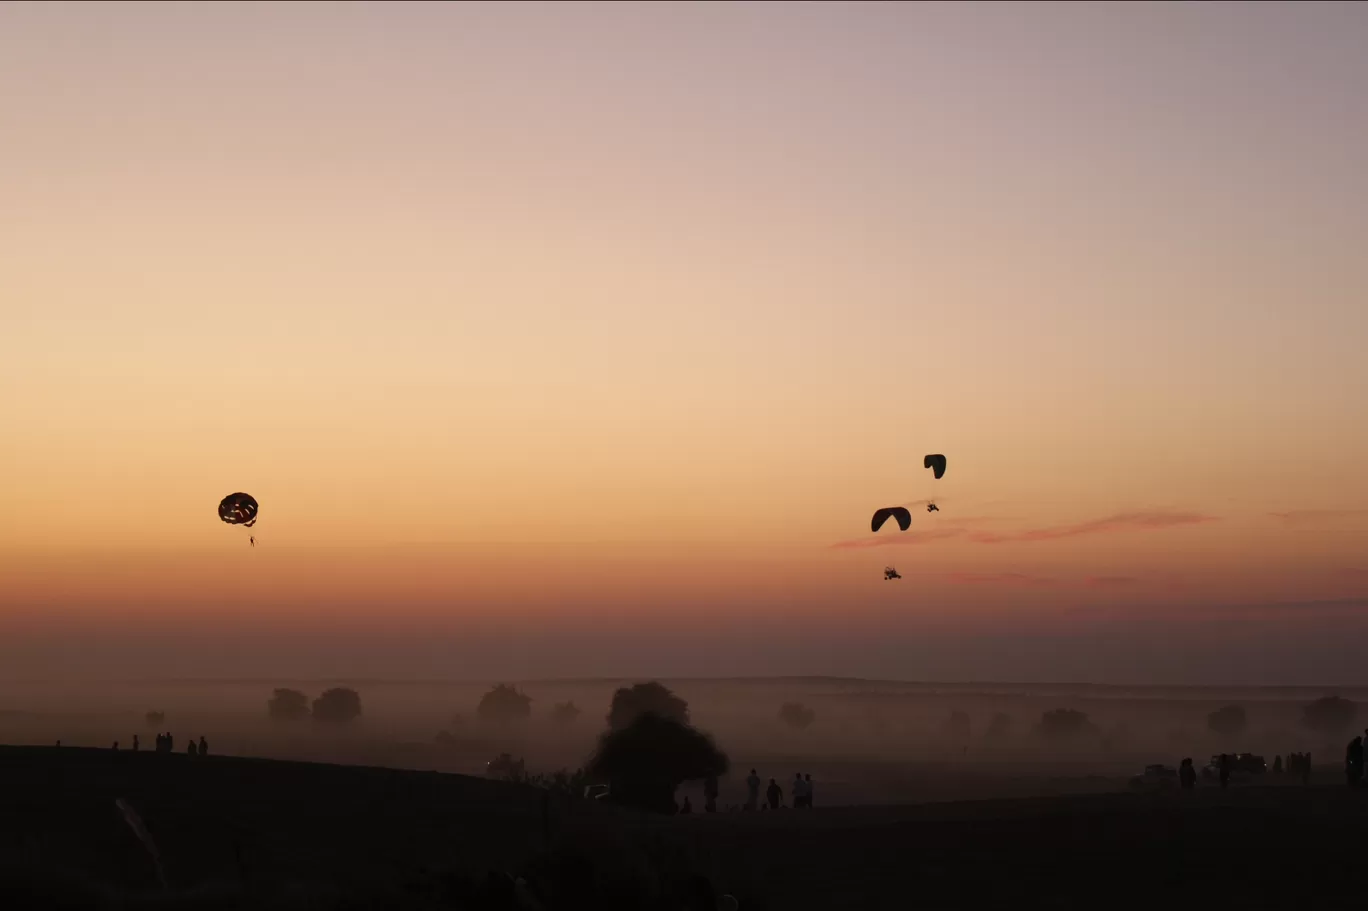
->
[[2, 677, 1362, 804], [4, 678, 1368, 907]]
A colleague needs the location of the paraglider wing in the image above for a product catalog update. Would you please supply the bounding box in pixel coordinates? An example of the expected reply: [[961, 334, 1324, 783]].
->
[[871, 506, 913, 533], [218, 492, 259, 527], [923, 454, 947, 480]]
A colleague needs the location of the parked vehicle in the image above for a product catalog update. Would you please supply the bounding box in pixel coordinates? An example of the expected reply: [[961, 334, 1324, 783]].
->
[[1129, 764, 1179, 791]]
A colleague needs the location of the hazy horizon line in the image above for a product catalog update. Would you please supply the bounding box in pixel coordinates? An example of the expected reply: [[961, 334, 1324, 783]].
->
[[4, 675, 1366, 693]]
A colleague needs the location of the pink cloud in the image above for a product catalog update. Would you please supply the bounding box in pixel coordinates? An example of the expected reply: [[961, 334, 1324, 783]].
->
[[948, 571, 1058, 587], [831, 528, 967, 550], [1268, 509, 1368, 524], [967, 511, 1216, 544]]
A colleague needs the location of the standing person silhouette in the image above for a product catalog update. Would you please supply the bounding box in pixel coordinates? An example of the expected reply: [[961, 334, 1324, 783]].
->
[[745, 769, 761, 811]]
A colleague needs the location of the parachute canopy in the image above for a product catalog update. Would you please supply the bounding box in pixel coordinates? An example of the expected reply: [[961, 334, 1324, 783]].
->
[[871, 506, 912, 533], [924, 454, 947, 479], [218, 492, 259, 528]]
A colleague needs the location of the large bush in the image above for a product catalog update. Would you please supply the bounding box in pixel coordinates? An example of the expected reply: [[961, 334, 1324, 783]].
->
[[778, 702, 816, 730], [587, 714, 728, 814], [268, 688, 310, 721], [550, 701, 582, 723], [1302, 696, 1357, 734], [311, 687, 362, 723], [478, 684, 533, 723], [1206, 704, 1247, 738], [607, 681, 689, 731], [1036, 708, 1095, 741]]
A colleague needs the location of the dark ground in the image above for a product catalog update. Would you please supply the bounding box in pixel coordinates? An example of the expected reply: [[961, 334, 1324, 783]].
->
[[2, 745, 1366, 909]]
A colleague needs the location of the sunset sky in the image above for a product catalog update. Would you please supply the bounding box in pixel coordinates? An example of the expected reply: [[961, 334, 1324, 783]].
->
[[3, 2, 1366, 684]]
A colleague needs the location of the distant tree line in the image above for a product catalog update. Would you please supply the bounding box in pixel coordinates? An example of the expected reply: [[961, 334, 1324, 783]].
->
[[1200, 697, 1360, 741], [266, 687, 362, 723], [251, 680, 1359, 818]]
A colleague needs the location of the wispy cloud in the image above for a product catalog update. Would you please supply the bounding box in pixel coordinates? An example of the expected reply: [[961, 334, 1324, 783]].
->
[[967, 511, 1216, 544], [1084, 575, 1140, 588], [831, 528, 966, 550], [1219, 596, 1368, 614], [948, 571, 1058, 587], [1267, 509, 1368, 524], [833, 510, 1215, 550], [943, 572, 1141, 589]]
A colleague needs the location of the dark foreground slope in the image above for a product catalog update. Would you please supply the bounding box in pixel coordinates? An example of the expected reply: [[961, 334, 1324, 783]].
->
[[2, 745, 1366, 909]]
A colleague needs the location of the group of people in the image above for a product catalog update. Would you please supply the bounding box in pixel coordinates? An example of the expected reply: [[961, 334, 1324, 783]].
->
[[742, 769, 816, 810], [105, 733, 210, 755], [1278, 752, 1312, 783], [1199, 752, 1312, 789], [140, 732, 210, 756], [675, 770, 819, 814]]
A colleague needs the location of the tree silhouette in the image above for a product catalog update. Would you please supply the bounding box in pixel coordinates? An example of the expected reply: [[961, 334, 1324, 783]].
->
[[985, 712, 1012, 740], [1302, 696, 1357, 734], [268, 688, 310, 721], [1207, 704, 1248, 738], [943, 710, 971, 741], [312, 687, 362, 723], [607, 681, 689, 732], [587, 713, 728, 814], [1036, 708, 1095, 741], [778, 702, 816, 730], [478, 684, 532, 723], [550, 701, 582, 723]]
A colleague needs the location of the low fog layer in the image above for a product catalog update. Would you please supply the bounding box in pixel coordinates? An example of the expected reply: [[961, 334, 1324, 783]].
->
[[4, 678, 1364, 806]]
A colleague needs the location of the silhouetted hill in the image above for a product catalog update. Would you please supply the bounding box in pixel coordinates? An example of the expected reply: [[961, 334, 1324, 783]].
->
[[4, 745, 1368, 908], [0, 745, 565, 897]]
